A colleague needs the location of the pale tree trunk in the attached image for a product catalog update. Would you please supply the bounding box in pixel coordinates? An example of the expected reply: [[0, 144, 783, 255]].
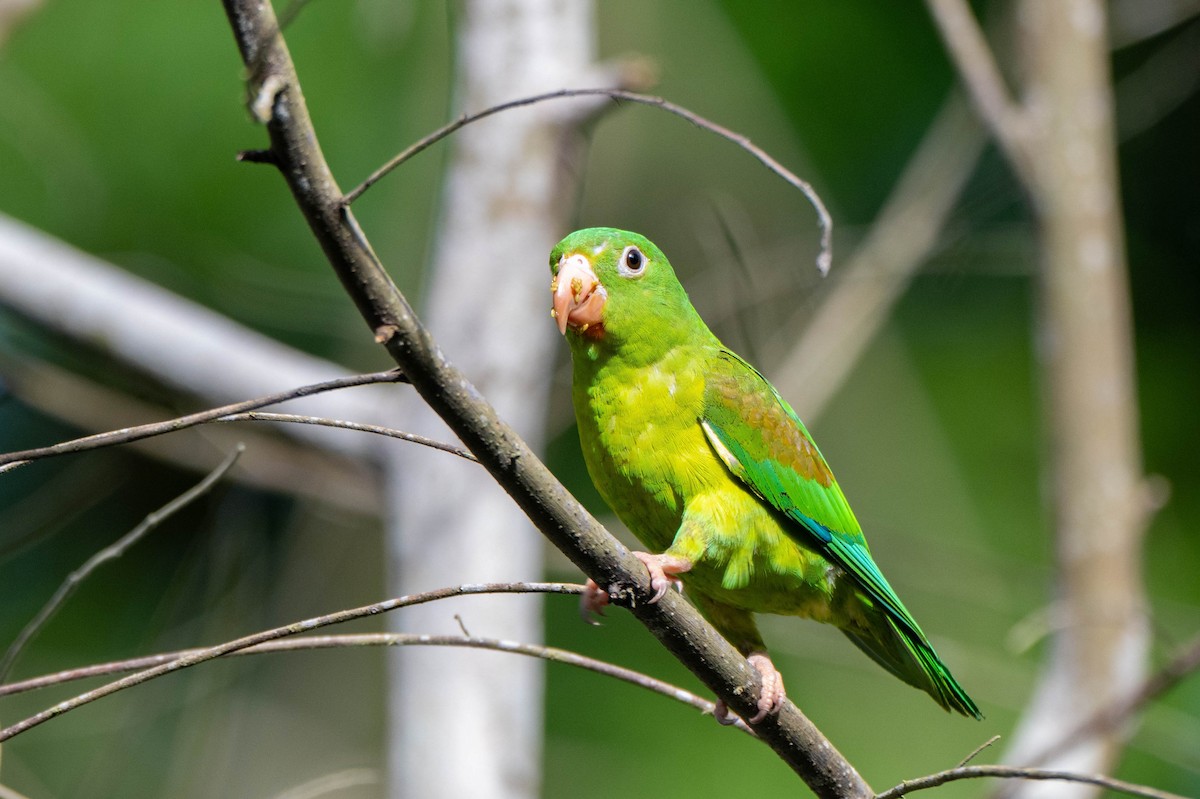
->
[[386, 2, 604, 797], [925, 2, 1151, 796], [1000, 2, 1150, 794]]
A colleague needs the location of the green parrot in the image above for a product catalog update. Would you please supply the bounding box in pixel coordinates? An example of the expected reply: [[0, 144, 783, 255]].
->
[[550, 227, 980, 723]]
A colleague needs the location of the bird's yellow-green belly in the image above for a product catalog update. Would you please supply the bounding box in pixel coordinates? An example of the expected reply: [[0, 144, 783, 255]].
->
[[574, 356, 836, 620]]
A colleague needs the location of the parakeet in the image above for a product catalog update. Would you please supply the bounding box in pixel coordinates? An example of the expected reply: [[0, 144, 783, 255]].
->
[[550, 227, 980, 723]]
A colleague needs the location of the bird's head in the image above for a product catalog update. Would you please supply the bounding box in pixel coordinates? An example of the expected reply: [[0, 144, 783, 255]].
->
[[550, 228, 701, 352]]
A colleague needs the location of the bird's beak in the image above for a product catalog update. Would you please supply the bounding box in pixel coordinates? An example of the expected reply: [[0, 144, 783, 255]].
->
[[551, 253, 606, 335]]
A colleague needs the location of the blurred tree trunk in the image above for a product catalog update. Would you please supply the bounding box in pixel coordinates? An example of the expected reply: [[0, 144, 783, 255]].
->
[[927, 1, 1151, 795], [385, 2, 603, 797], [1000, 2, 1150, 794]]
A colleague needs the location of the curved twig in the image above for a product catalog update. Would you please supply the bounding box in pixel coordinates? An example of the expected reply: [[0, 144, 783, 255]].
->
[[0, 370, 407, 471], [0, 629, 754, 737], [0, 582, 581, 742], [216, 411, 476, 461], [875, 764, 1190, 799], [342, 88, 833, 276]]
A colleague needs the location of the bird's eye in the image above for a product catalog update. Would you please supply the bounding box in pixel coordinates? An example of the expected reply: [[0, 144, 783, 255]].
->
[[619, 246, 646, 277]]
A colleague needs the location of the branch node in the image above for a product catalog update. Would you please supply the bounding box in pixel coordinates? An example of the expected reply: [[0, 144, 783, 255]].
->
[[249, 73, 287, 124], [374, 324, 401, 345], [237, 148, 277, 165]]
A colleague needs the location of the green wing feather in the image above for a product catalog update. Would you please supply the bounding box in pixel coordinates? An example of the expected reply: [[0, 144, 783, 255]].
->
[[701, 349, 981, 718], [700, 350, 919, 633]]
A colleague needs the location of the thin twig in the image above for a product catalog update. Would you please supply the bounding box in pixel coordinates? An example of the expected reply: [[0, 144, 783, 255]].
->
[[875, 764, 1190, 799], [342, 87, 833, 276], [0, 446, 245, 682], [956, 735, 1002, 768], [0, 629, 757, 737], [0, 370, 407, 471], [216, 411, 476, 461], [0, 582, 580, 742]]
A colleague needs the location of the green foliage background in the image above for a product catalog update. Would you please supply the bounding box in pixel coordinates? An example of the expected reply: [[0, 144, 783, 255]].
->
[[0, 1, 1196, 797]]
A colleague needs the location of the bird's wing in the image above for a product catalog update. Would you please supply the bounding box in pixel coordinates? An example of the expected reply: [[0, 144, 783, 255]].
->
[[700, 349, 926, 641]]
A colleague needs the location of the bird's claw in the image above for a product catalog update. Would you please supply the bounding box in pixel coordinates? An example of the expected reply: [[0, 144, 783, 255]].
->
[[579, 578, 610, 625], [632, 551, 690, 604], [747, 652, 785, 723], [579, 552, 691, 622], [713, 699, 739, 726], [711, 653, 786, 726]]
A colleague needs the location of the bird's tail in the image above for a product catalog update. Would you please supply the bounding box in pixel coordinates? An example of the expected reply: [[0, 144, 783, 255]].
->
[[841, 612, 982, 719]]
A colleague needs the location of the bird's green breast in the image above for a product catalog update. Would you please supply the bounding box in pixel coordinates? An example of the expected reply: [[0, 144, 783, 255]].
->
[[569, 340, 836, 618], [571, 342, 714, 552]]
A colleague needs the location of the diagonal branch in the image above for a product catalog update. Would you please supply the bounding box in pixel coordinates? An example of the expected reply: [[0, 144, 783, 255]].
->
[[218, 1, 870, 795], [1023, 632, 1200, 768], [923, 0, 1035, 184]]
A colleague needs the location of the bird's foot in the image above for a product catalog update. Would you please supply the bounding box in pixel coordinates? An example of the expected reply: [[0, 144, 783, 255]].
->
[[712, 652, 786, 725], [579, 579, 610, 625], [578, 552, 691, 622], [632, 551, 691, 603], [746, 652, 785, 723]]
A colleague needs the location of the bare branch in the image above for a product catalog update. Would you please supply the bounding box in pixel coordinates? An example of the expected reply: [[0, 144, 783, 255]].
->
[[1, 355, 381, 511], [0, 370, 406, 472], [0, 446, 245, 682], [0, 582, 581, 742], [957, 735, 1003, 768], [0, 628, 756, 738], [219, 1, 869, 794], [923, 0, 1034, 182], [216, 411, 476, 461], [343, 87, 834, 276], [876, 765, 1190, 799]]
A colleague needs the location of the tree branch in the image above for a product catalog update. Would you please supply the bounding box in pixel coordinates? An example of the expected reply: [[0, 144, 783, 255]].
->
[[923, 0, 1035, 184], [0, 582, 580, 742], [928, 3, 1153, 794], [0, 370, 406, 472], [267, 768, 379, 799], [0, 628, 754, 738], [876, 764, 1190, 799], [218, 1, 870, 795], [216, 411, 475, 461]]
